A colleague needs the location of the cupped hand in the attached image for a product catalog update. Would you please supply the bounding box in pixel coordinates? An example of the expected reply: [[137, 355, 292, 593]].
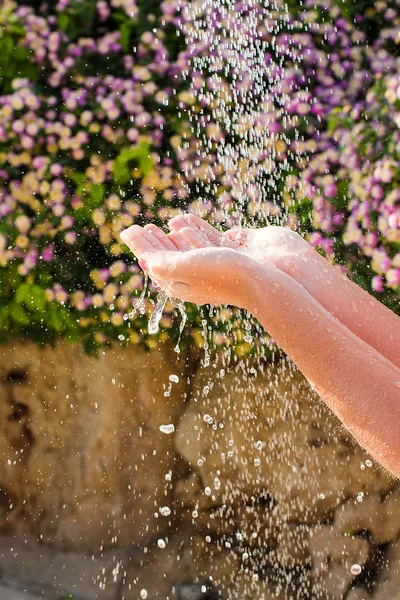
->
[[167, 213, 315, 278], [119, 222, 258, 307]]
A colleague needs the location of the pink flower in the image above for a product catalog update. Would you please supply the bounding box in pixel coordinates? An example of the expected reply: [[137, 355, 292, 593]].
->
[[64, 231, 77, 244], [371, 275, 384, 292], [41, 245, 54, 262], [50, 163, 63, 176], [371, 184, 384, 200], [324, 183, 337, 198], [386, 268, 400, 287]]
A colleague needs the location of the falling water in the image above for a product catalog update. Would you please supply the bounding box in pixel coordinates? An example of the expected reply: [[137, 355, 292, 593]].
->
[[141, 0, 306, 350], [123, 2, 381, 598], [180, 0, 304, 228]]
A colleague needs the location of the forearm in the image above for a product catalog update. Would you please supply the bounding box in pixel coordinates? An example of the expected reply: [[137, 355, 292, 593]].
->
[[244, 265, 400, 478], [284, 251, 400, 370]]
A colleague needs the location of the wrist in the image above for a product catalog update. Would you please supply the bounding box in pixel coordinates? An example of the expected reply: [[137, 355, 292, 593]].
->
[[239, 258, 275, 315]]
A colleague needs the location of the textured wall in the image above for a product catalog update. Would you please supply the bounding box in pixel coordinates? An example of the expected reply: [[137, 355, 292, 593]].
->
[[0, 344, 398, 599]]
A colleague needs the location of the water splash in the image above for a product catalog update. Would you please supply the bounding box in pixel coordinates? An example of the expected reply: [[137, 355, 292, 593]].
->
[[170, 296, 187, 353], [201, 318, 211, 367], [148, 289, 169, 335], [128, 272, 149, 319]]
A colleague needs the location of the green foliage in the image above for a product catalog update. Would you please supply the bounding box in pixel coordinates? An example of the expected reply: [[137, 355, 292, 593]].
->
[[112, 143, 154, 185], [0, 16, 38, 93]]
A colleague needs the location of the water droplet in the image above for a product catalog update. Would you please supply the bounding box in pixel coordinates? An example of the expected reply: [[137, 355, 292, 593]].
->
[[169, 374, 179, 383], [159, 424, 175, 435], [159, 506, 171, 517], [255, 440, 263, 451], [351, 564, 362, 576], [157, 539, 166, 549], [140, 590, 148, 599]]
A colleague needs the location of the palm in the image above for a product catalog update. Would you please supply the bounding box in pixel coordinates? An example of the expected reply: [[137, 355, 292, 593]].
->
[[167, 214, 312, 275], [119, 213, 312, 306], [120, 213, 311, 270]]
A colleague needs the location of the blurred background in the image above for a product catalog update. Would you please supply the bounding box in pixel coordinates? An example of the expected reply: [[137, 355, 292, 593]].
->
[[0, 0, 399, 599]]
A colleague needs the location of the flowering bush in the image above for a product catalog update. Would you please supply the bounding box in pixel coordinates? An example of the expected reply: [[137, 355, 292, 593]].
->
[[293, 0, 400, 313], [0, 0, 214, 353], [0, 0, 398, 355]]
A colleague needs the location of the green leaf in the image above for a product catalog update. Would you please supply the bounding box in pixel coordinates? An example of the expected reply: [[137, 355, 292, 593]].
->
[[28, 285, 47, 312], [16, 284, 47, 312], [8, 24, 26, 36], [112, 143, 154, 185], [2, 37, 14, 57], [120, 22, 132, 53], [137, 143, 154, 176], [58, 14, 71, 32], [89, 183, 105, 209], [78, 183, 106, 218], [48, 307, 64, 332], [69, 172, 86, 186], [13, 46, 30, 61], [16, 283, 30, 304], [11, 302, 30, 325]]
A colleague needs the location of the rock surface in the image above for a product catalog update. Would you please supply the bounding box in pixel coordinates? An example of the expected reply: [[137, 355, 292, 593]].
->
[[174, 359, 398, 599], [0, 345, 399, 600], [0, 341, 186, 552]]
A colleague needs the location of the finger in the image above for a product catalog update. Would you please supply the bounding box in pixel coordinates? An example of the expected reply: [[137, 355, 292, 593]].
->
[[144, 224, 178, 251], [168, 215, 190, 232], [178, 226, 212, 248], [223, 228, 251, 248], [186, 214, 225, 245], [169, 214, 224, 246], [168, 231, 194, 251], [120, 225, 164, 256]]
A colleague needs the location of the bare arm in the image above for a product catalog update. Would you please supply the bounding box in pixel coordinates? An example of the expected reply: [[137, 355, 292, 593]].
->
[[120, 220, 400, 478], [169, 214, 400, 369], [244, 264, 400, 478], [281, 249, 400, 369]]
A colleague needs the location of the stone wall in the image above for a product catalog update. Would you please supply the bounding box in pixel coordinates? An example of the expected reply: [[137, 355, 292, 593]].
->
[[0, 343, 398, 599]]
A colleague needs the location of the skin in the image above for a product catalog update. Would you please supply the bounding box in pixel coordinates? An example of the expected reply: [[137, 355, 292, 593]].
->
[[120, 214, 400, 478]]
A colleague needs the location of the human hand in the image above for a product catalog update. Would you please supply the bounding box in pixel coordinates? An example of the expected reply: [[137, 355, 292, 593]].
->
[[167, 213, 317, 280], [119, 222, 259, 307]]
